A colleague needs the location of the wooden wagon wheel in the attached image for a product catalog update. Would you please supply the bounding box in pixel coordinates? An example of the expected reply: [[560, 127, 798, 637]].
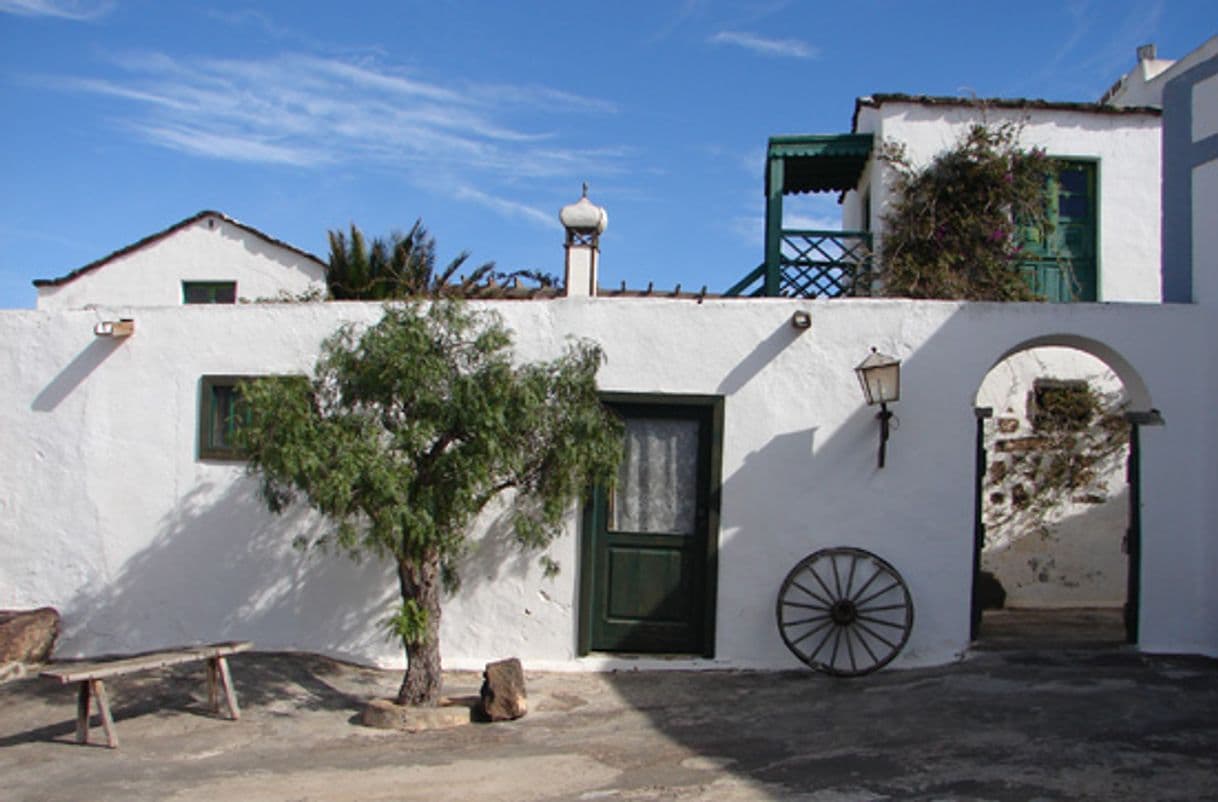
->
[[776, 546, 914, 677]]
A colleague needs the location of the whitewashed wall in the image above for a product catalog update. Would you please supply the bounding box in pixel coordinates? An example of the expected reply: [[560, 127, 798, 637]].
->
[[0, 296, 1211, 671], [846, 102, 1162, 302], [35, 213, 327, 310]]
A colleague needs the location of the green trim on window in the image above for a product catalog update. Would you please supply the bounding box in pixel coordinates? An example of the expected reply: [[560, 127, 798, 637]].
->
[[1019, 158, 1098, 302], [198, 375, 253, 460], [183, 281, 237, 304]]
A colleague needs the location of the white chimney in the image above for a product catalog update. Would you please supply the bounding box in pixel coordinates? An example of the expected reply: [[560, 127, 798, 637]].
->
[[559, 184, 607, 297]]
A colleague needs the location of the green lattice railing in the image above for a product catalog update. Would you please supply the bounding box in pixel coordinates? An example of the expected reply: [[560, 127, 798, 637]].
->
[[725, 230, 874, 298]]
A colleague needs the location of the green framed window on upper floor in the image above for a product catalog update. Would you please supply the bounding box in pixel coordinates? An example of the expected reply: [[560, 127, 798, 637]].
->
[[1019, 160, 1098, 302], [183, 281, 237, 304], [198, 375, 253, 460]]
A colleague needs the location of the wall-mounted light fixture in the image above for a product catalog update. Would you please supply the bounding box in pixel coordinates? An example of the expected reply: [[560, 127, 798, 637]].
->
[[854, 347, 901, 468], [94, 318, 135, 338], [790, 310, 811, 330]]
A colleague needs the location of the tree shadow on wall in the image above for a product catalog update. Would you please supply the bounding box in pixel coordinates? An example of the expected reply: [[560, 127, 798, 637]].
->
[[58, 476, 399, 670]]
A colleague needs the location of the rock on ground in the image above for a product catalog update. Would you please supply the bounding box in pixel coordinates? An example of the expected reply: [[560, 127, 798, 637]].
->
[[480, 657, 527, 721], [0, 607, 60, 664]]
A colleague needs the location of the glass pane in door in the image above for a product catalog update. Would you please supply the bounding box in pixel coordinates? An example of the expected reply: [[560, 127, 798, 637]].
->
[[611, 417, 699, 535]]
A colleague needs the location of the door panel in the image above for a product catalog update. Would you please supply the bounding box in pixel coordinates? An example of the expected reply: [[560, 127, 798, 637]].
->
[[1020, 161, 1097, 302], [581, 397, 721, 656]]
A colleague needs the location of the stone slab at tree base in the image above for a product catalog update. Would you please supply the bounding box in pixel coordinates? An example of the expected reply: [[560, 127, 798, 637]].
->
[[361, 696, 478, 732], [480, 657, 527, 721], [0, 607, 60, 664]]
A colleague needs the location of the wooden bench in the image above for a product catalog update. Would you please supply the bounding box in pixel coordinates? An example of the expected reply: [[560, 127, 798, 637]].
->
[[40, 641, 252, 748]]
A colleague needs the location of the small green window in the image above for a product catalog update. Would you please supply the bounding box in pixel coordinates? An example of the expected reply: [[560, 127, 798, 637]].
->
[[198, 376, 252, 460], [183, 281, 237, 304]]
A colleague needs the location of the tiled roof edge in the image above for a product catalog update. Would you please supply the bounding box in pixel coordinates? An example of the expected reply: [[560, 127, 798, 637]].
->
[[32, 210, 327, 288], [851, 93, 1161, 132]]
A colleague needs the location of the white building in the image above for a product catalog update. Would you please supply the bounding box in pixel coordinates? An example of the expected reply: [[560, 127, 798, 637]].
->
[[33, 210, 326, 311], [3, 42, 1217, 676]]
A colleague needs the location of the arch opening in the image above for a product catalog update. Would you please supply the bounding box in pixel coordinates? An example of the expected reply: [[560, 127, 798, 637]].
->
[[970, 336, 1150, 649]]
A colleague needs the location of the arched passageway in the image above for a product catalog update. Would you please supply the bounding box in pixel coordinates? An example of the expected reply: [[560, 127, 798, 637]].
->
[[970, 335, 1155, 648]]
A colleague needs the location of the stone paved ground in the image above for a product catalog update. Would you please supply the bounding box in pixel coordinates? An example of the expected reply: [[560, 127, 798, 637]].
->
[[1, 648, 1216, 801]]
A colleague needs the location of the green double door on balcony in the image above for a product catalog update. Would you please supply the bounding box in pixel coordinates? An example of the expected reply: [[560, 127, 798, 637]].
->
[[579, 396, 721, 657], [1021, 161, 1098, 302]]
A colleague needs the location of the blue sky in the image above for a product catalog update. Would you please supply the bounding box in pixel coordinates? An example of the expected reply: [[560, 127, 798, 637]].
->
[[1, 1, 1214, 308]]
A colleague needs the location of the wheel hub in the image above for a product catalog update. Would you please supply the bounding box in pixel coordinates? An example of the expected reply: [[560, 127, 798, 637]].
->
[[830, 599, 858, 625]]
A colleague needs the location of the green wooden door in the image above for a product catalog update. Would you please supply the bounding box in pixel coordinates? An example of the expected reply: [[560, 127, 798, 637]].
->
[[1020, 161, 1098, 302], [580, 397, 721, 656]]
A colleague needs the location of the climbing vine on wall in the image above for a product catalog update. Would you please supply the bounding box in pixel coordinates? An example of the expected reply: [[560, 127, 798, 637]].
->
[[878, 121, 1060, 300], [986, 381, 1129, 532]]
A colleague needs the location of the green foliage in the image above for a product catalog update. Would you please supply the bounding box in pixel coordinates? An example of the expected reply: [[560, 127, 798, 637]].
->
[[386, 600, 430, 646], [326, 221, 496, 300], [237, 301, 624, 564], [878, 122, 1059, 300], [233, 300, 623, 669]]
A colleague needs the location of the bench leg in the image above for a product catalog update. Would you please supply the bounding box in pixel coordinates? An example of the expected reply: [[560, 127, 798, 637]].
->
[[206, 658, 220, 714], [75, 681, 91, 744], [215, 656, 240, 720], [91, 680, 118, 749]]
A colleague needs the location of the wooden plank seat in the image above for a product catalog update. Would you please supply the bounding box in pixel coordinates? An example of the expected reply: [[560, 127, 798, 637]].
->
[[40, 640, 252, 749]]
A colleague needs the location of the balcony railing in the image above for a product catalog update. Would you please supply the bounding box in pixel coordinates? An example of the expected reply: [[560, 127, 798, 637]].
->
[[726, 230, 874, 298]]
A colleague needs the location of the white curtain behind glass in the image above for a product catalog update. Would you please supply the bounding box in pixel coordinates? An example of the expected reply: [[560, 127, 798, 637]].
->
[[611, 417, 698, 535]]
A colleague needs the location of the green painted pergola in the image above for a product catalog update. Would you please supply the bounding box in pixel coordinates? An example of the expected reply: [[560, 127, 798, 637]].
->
[[759, 133, 874, 296]]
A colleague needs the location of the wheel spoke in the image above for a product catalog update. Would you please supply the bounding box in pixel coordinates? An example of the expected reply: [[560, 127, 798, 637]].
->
[[855, 602, 909, 613], [844, 626, 858, 673], [806, 623, 837, 661], [831, 554, 844, 599], [789, 579, 834, 609], [781, 599, 831, 612], [829, 625, 843, 668], [848, 565, 882, 604], [855, 581, 901, 609], [856, 613, 908, 630], [806, 564, 837, 604], [782, 614, 831, 627], [854, 625, 881, 665], [787, 616, 834, 647], [843, 553, 860, 600], [853, 618, 899, 651]]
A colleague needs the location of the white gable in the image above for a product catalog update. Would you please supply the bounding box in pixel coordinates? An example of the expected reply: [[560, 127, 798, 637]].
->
[[35, 212, 326, 310]]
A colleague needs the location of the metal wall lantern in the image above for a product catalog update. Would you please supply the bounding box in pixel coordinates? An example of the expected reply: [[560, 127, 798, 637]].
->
[[854, 348, 901, 468]]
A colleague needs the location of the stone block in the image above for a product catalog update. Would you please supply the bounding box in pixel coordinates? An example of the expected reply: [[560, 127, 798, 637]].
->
[[996, 417, 1020, 433], [0, 607, 60, 664], [480, 657, 527, 721], [361, 697, 475, 731]]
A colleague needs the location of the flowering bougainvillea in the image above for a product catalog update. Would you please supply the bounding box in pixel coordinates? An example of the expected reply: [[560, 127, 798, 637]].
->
[[877, 121, 1059, 300]]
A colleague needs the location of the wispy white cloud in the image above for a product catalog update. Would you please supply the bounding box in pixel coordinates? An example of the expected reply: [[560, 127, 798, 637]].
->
[[708, 30, 818, 59], [132, 124, 329, 167], [0, 0, 111, 19], [453, 186, 562, 230], [39, 49, 627, 228]]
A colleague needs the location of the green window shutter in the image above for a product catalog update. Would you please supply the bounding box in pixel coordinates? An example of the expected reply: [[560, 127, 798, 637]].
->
[[183, 281, 237, 304], [198, 376, 252, 460], [1019, 160, 1097, 302]]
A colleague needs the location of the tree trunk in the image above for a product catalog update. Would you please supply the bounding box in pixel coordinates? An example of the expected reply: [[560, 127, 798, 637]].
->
[[395, 552, 444, 706]]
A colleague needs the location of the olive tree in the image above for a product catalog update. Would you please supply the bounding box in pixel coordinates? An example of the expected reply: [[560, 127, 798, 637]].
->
[[235, 301, 622, 706]]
